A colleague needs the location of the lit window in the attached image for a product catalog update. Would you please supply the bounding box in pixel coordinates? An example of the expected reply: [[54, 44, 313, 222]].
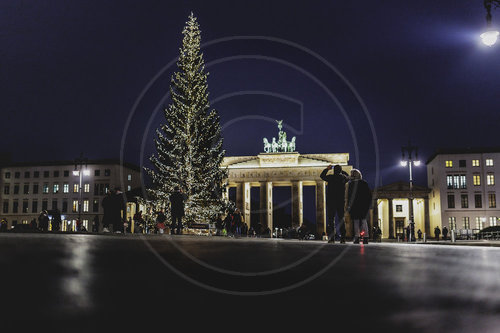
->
[[489, 193, 496, 208], [127, 174, 132, 181], [43, 183, 49, 194], [84, 184, 90, 193], [486, 159, 494, 166], [453, 175, 460, 189], [460, 175, 467, 189], [472, 159, 480, 167], [127, 185, 131, 191], [72, 200, 79, 212], [445, 160, 453, 168], [83, 200, 89, 212], [63, 183, 69, 193], [448, 217, 456, 230], [463, 217, 470, 229], [473, 175, 481, 186], [490, 217, 497, 226], [476, 217, 485, 230], [73, 184, 79, 193], [446, 175, 453, 189], [487, 173, 495, 185], [53, 183, 59, 194]]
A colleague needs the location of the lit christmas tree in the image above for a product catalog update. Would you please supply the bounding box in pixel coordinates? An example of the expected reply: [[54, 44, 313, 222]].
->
[[146, 13, 227, 225]]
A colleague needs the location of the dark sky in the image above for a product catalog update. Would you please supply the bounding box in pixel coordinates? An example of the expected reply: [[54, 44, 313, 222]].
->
[[1, 0, 499, 191]]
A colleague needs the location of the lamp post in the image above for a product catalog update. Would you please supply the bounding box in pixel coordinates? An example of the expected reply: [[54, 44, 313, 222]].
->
[[481, 0, 500, 46], [74, 154, 88, 230], [400, 141, 421, 242]]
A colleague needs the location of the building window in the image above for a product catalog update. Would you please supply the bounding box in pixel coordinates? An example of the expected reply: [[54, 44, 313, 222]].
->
[[461, 194, 468, 208], [14, 172, 20, 179], [24, 171, 30, 178], [34, 171, 39, 178], [447, 194, 455, 208], [475, 194, 482, 208], [93, 199, 99, 212], [445, 160, 453, 168], [13, 184, 19, 195], [463, 217, 470, 229], [13, 200, 18, 213], [63, 183, 69, 193], [446, 175, 453, 189], [476, 217, 485, 230], [52, 200, 58, 210], [53, 183, 59, 194], [33, 183, 38, 194], [83, 200, 89, 212], [73, 184, 79, 193], [32, 200, 38, 213], [489, 217, 497, 226], [53, 170, 59, 177], [488, 193, 496, 208], [127, 185, 131, 191], [473, 174, 481, 186], [42, 200, 48, 211], [460, 175, 466, 189], [449, 217, 457, 230], [459, 160, 466, 168], [5, 172, 10, 179], [127, 174, 132, 181], [486, 159, 494, 166], [43, 171, 49, 178], [104, 169, 111, 176], [2, 201, 8, 214], [472, 159, 480, 167], [43, 183, 49, 194], [84, 183, 90, 193], [22, 200, 29, 213], [395, 204, 403, 212], [72, 200, 79, 212], [3, 185, 9, 195], [23, 184, 29, 194], [487, 173, 495, 185], [95, 170, 100, 177], [64, 170, 69, 177], [62, 200, 68, 213]]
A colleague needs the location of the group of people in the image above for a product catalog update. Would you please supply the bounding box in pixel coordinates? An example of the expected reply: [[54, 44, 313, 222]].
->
[[320, 164, 373, 244]]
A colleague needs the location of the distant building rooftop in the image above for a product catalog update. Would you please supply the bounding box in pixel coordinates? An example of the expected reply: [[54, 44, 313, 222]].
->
[[426, 147, 500, 164]]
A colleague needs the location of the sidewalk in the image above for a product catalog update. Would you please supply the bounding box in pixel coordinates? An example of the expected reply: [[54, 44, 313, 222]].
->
[[382, 238, 500, 247]]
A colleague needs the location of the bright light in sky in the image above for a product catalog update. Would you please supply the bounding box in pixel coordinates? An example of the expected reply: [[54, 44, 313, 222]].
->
[[480, 30, 499, 46]]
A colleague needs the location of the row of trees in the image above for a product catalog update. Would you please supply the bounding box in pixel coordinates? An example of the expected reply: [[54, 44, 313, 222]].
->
[[145, 13, 228, 225]]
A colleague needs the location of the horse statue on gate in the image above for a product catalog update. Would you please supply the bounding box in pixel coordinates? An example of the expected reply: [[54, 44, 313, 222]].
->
[[288, 136, 296, 152], [263, 138, 271, 153]]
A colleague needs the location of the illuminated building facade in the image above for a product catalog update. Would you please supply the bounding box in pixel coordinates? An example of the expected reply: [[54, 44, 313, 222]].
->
[[0, 159, 142, 231]]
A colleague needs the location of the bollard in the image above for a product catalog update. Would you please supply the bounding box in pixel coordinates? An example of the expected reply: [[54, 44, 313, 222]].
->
[[423, 233, 427, 243], [397, 235, 400, 242], [451, 230, 456, 243]]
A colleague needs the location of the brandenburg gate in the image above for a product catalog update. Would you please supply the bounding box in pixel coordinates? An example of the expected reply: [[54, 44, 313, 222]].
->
[[221, 120, 352, 236]]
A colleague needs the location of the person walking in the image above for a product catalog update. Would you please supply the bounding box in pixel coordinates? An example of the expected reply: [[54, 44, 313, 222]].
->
[[345, 169, 372, 244], [434, 226, 441, 241], [320, 164, 349, 243], [233, 208, 243, 237], [111, 188, 126, 233], [169, 186, 185, 235], [417, 229, 422, 240], [406, 225, 411, 242], [101, 191, 113, 232], [51, 209, 62, 232], [442, 226, 448, 240], [38, 210, 49, 232]]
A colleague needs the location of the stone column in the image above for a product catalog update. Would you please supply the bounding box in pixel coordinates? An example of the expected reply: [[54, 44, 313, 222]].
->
[[315, 181, 326, 237], [291, 181, 303, 228], [259, 182, 273, 231], [235, 182, 243, 213], [370, 198, 378, 239], [424, 196, 430, 236], [388, 198, 394, 239], [243, 182, 251, 227]]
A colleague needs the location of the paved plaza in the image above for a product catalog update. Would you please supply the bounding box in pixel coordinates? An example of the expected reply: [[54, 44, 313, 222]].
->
[[1, 233, 499, 332]]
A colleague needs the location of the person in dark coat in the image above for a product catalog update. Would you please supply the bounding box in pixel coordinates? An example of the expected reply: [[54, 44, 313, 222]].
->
[[233, 208, 243, 237], [442, 226, 449, 240], [320, 164, 349, 243], [434, 226, 441, 241], [101, 191, 113, 232], [92, 215, 100, 233], [38, 210, 49, 232], [110, 188, 126, 233], [345, 168, 372, 244], [169, 186, 185, 235], [51, 209, 62, 232]]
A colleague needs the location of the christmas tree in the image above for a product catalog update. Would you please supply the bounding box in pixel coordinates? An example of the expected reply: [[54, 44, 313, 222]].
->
[[145, 13, 227, 225]]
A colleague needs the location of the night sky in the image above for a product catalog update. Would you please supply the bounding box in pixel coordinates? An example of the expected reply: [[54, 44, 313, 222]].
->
[[1, 0, 499, 193]]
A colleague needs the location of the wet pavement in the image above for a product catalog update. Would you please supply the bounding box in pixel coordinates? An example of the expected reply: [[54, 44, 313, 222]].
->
[[1, 233, 500, 332]]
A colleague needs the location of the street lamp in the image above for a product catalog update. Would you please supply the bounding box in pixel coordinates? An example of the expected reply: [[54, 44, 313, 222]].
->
[[481, 0, 500, 46], [401, 141, 420, 242], [74, 153, 88, 229]]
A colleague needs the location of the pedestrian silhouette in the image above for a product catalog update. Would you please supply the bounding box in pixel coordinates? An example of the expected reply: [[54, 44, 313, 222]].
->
[[169, 186, 185, 235], [320, 164, 349, 243], [345, 169, 372, 244], [434, 226, 441, 241]]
